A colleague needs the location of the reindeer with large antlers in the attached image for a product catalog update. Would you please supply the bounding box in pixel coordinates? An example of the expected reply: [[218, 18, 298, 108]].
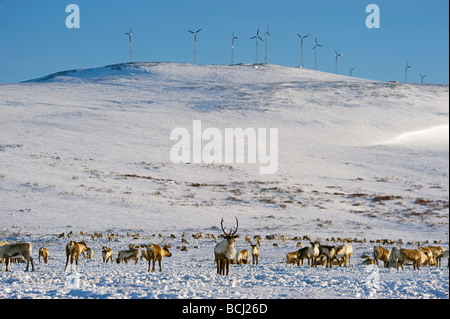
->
[[214, 217, 239, 275]]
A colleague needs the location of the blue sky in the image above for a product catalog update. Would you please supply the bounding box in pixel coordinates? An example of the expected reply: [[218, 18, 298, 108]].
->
[[0, 0, 448, 83]]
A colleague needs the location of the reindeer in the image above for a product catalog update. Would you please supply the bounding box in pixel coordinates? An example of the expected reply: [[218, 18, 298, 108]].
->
[[308, 241, 320, 268], [214, 217, 238, 275], [387, 246, 401, 268], [427, 246, 445, 267], [116, 248, 140, 264], [235, 249, 250, 265], [335, 244, 353, 267], [373, 245, 390, 268], [146, 243, 172, 272], [38, 247, 49, 264], [102, 247, 113, 263], [318, 245, 336, 268], [64, 241, 88, 271], [396, 248, 428, 270], [251, 244, 259, 265], [0, 242, 34, 272], [286, 251, 298, 264], [442, 250, 449, 268], [297, 246, 311, 266]]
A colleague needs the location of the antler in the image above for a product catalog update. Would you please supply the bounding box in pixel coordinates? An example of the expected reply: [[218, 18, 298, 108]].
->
[[220, 218, 229, 236], [231, 217, 239, 235], [220, 217, 239, 236]]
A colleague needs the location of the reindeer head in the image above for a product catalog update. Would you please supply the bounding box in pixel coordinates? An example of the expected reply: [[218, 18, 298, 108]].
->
[[163, 245, 172, 257], [220, 217, 239, 246]]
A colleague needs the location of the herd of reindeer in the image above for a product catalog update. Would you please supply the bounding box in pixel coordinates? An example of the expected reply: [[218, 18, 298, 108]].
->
[[1, 217, 449, 275]]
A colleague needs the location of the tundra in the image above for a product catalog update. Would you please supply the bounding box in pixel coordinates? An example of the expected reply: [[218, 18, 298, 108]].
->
[[0, 242, 34, 272], [147, 244, 172, 272]]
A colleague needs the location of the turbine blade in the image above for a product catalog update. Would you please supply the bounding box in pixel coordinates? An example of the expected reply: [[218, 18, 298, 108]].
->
[[304, 35, 309, 38], [196, 29, 202, 33], [188, 30, 194, 34]]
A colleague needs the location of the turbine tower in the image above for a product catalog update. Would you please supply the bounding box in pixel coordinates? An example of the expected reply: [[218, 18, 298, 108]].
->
[[297, 34, 309, 68], [312, 38, 322, 70], [264, 25, 270, 64], [250, 28, 263, 65], [405, 61, 411, 83], [124, 27, 133, 62], [335, 50, 343, 74], [420, 73, 426, 84], [349, 66, 354, 77], [188, 29, 202, 65], [231, 32, 238, 65]]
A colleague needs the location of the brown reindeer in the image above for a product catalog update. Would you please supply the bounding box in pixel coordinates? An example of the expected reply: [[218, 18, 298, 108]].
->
[[147, 243, 172, 272], [286, 251, 298, 264], [297, 246, 311, 266], [38, 247, 49, 264], [236, 249, 250, 264], [396, 248, 428, 270], [214, 217, 238, 275], [373, 245, 390, 268], [64, 241, 88, 271]]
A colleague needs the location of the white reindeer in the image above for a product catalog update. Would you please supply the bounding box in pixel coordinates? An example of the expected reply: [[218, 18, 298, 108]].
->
[[214, 217, 238, 275]]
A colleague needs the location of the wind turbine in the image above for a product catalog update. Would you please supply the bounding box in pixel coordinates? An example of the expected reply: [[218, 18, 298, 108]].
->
[[231, 32, 238, 65], [264, 25, 270, 64], [312, 38, 322, 70], [297, 34, 309, 68], [420, 73, 426, 84], [124, 27, 133, 62], [188, 29, 202, 65], [405, 61, 411, 83], [349, 66, 354, 77], [335, 50, 343, 74], [250, 28, 263, 65]]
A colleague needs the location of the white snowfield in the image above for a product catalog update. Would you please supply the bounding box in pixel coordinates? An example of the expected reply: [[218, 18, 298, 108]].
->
[[0, 62, 448, 299]]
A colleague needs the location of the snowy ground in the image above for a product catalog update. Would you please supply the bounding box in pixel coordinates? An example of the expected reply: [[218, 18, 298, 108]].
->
[[0, 62, 448, 299]]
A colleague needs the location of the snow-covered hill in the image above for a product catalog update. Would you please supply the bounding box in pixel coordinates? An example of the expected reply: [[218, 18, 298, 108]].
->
[[0, 62, 448, 299]]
